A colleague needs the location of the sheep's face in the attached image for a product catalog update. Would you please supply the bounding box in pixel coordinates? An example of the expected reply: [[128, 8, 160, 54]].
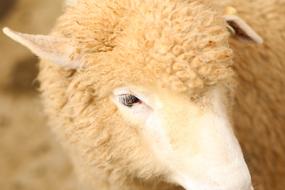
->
[[111, 85, 251, 190], [3, 0, 259, 190]]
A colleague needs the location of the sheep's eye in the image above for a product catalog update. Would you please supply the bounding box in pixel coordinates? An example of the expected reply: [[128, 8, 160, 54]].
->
[[119, 94, 141, 107]]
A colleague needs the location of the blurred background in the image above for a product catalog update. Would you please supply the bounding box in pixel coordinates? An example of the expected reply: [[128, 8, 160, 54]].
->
[[0, 0, 77, 190]]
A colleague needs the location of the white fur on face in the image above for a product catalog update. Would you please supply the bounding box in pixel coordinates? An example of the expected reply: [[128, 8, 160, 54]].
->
[[113, 87, 252, 190]]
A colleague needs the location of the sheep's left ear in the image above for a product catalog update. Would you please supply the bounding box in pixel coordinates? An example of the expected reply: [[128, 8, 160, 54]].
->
[[224, 15, 263, 44], [3, 27, 80, 69]]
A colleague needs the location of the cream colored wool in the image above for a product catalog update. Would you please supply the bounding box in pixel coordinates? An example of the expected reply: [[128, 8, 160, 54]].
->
[[4, 0, 285, 190]]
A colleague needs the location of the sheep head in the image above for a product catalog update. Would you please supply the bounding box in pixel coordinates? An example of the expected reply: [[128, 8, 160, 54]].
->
[[3, 0, 262, 190]]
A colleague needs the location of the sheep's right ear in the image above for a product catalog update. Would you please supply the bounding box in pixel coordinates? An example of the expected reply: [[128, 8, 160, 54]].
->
[[224, 15, 263, 44], [3, 27, 80, 69]]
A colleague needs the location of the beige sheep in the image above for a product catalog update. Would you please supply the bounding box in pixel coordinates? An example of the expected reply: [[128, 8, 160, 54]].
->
[[3, 0, 284, 190]]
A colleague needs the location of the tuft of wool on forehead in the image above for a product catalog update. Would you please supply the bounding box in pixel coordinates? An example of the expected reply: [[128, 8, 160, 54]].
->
[[57, 0, 234, 94]]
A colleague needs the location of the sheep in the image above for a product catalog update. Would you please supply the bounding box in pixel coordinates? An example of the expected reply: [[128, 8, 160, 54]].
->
[[3, 0, 284, 189]]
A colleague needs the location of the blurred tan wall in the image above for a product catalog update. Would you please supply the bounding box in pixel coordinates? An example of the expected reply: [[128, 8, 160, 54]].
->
[[0, 1, 78, 190]]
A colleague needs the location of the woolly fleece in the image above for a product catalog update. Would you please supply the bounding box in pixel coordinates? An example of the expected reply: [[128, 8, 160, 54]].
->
[[35, 0, 285, 190]]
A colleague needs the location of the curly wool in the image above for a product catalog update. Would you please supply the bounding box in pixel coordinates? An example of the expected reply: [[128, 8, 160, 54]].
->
[[54, 0, 233, 95]]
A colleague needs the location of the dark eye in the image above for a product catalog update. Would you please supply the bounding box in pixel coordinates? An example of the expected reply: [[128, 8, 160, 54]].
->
[[119, 94, 141, 107]]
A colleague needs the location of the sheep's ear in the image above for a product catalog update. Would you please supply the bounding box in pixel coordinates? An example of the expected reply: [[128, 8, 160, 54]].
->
[[3, 27, 80, 69], [224, 15, 263, 44]]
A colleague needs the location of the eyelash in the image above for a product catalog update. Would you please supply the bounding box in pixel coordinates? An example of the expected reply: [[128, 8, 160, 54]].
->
[[118, 94, 142, 107]]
